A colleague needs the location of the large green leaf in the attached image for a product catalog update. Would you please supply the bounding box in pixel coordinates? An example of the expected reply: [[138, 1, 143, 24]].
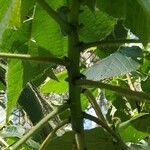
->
[[1, 0, 68, 57], [96, 0, 150, 44], [46, 127, 120, 150], [84, 47, 142, 81], [31, 3, 68, 57], [6, 60, 23, 120], [79, 6, 116, 43], [118, 113, 150, 142]]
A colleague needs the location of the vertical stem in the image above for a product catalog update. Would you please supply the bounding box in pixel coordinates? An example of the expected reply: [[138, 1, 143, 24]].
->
[[68, 1, 85, 150]]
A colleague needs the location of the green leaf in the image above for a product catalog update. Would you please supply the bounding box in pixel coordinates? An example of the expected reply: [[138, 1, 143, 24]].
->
[[1, 0, 68, 57], [97, 0, 150, 45], [125, 0, 150, 45], [141, 77, 150, 93], [84, 47, 141, 81], [81, 0, 96, 11], [81, 93, 89, 110], [79, 6, 116, 43], [6, 59, 49, 120], [6, 60, 23, 120], [96, 0, 126, 18], [46, 127, 120, 150], [40, 71, 68, 94], [118, 113, 150, 142], [96, 20, 128, 58], [0, 0, 20, 43], [31, 4, 68, 57]]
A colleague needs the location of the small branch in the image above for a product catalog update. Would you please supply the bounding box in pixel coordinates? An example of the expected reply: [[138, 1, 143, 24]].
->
[[0, 137, 9, 148], [10, 104, 68, 150], [83, 113, 128, 150], [81, 39, 143, 50], [126, 73, 141, 112], [83, 89, 107, 123], [35, 0, 71, 33], [75, 79, 150, 102], [0, 53, 69, 66], [40, 118, 70, 150], [126, 73, 135, 91]]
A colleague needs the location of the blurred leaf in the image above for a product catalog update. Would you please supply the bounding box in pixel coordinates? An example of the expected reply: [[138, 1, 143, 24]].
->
[[141, 77, 150, 93], [0, 125, 40, 149], [6, 137, 30, 150], [81, 0, 96, 11], [0, 0, 20, 43], [46, 127, 120, 150], [96, 0, 126, 19], [0, 125, 25, 138], [118, 113, 150, 142], [84, 47, 141, 81], [141, 59, 150, 75], [81, 93, 89, 110]]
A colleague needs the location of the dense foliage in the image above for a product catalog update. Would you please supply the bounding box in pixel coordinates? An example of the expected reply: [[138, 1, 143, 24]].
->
[[0, 0, 150, 150]]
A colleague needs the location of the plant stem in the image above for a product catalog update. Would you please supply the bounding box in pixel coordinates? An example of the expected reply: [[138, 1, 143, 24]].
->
[[83, 113, 129, 150], [0, 137, 9, 148], [35, 0, 71, 33], [126, 73, 141, 112], [67, 0, 86, 149], [81, 39, 143, 50], [0, 53, 69, 66], [84, 89, 107, 123], [9, 104, 68, 150], [75, 79, 150, 101], [39, 118, 70, 150], [126, 73, 135, 91]]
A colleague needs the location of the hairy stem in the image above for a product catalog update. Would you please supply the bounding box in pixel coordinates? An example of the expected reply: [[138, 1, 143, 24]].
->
[[0, 53, 69, 66], [75, 79, 150, 101], [39, 119, 70, 150], [67, 0, 86, 149], [10, 104, 68, 150]]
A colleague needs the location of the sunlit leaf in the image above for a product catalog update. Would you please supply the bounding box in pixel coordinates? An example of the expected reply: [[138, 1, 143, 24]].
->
[[118, 113, 150, 142], [84, 47, 142, 81]]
